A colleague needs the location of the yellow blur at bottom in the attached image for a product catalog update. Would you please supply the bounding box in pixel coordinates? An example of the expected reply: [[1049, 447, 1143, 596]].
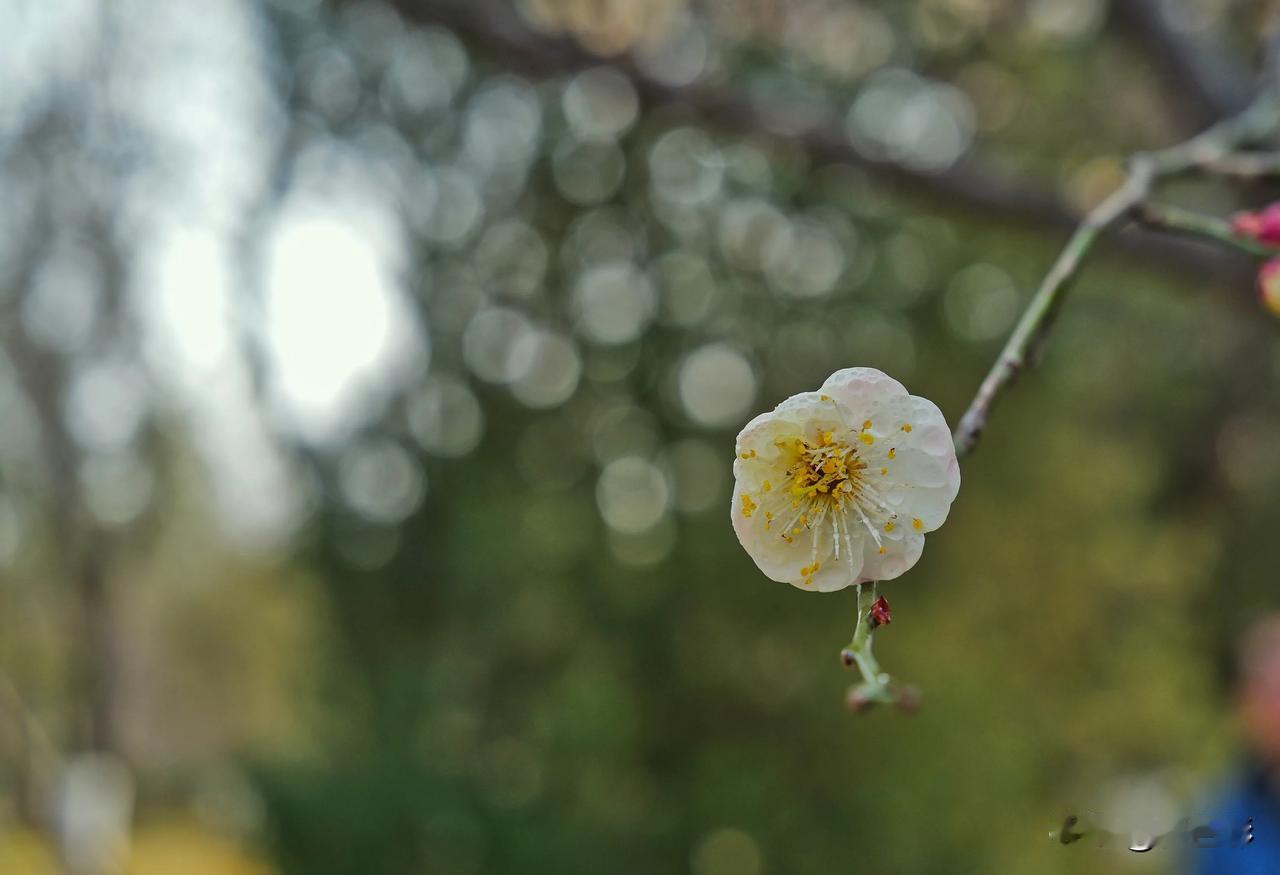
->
[[0, 822, 276, 875]]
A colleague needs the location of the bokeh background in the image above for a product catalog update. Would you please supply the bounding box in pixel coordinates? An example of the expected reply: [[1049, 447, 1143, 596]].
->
[[1, 0, 1279, 872]]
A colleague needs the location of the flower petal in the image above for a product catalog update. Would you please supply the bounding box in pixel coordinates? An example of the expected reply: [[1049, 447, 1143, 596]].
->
[[732, 478, 858, 589], [857, 531, 924, 582], [820, 367, 908, 414]]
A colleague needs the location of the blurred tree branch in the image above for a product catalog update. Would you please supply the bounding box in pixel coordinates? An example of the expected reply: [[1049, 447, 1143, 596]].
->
[[1109, 0, 1254, 126], [0, 242, 123, 759], [373, 1, 1280, 458], [0, 105, 131, 762], [385, 0, 1255, 281]]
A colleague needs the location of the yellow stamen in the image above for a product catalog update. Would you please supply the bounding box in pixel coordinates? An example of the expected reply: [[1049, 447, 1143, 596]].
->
[[901, 424, 913, 433], [912, 517, 923, 531], [740, 493, 757, 517]]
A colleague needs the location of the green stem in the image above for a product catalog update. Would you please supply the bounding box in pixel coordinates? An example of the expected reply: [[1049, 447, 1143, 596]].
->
[[1133, 202, 1280, 258], [845, 584, 892, 702]]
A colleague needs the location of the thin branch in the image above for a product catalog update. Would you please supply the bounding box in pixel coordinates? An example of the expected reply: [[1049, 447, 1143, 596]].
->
[[1194, 150, 1280, 180], [953, 90, 1280, 457], [1133, 202, 1280, 257]]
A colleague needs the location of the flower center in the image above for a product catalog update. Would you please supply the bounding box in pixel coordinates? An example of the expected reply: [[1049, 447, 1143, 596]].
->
[[782, 431, 864, 509], [765, 429, 896, 583]]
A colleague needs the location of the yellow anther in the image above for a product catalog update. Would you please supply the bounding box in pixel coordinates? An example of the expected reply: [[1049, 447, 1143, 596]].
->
[[888, 448, 896, 460], [902, 423, 913, 433], [740, 493, 757, 517], [820, 394, 831, 402], [862, 419, 872, 430], [884, 521, 895, 532], [879, 467, 888, 475], [762, 480, 772, 492], [791, 527, 802, 535], [858, 432, 874, 446], [912, 517, 923, 531], [878, 546, 886, 555]]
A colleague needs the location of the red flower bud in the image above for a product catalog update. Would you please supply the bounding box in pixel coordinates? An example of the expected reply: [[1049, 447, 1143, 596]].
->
[[1260, 258, 1280, 317], [868, 595, 892, 629]]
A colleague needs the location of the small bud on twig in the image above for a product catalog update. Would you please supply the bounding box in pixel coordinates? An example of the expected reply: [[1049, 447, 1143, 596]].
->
[[840, 648, 856, 668], [868, 595, 892, 629], [1232, 203, 1280, 245], [894, 684, 922, 714], [846, 685, 876, 713]]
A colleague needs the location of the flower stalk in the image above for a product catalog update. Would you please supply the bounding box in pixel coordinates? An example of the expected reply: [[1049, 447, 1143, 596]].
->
[[843, 584, 896, 708]]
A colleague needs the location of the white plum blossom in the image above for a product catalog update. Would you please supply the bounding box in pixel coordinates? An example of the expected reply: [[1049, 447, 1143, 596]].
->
[[731, 367, 960, 591]]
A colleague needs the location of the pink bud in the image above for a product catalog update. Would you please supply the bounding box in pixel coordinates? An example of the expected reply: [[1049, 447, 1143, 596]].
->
[[1233, 204, 1280, 245], [1233, 211, 1264, 238], [1260, 259, 1280, 317], [1258, 205, 1280, 244]]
